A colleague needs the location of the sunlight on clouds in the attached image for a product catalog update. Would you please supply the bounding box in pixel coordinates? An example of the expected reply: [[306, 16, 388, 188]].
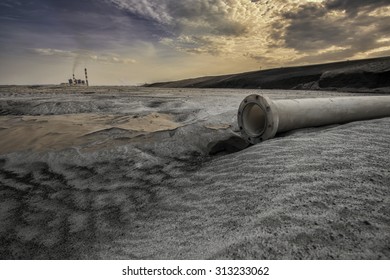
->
[[318, 46, 349, 54], [108, 0, 389, 73], [97, 0, 390, 83], [368, 5, 390, 16], [364, 46, 390, 56], [108, 0, 294, 57], [32, 48, 75, 57], [377, 38, 390, 43], [32, 48, 136, 65]]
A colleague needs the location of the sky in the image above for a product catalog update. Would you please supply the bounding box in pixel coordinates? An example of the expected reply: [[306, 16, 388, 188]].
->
[[0, 0, 389, 85]]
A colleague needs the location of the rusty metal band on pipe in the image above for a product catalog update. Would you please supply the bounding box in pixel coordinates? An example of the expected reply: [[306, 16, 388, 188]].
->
[[237, 94, 390, 144]]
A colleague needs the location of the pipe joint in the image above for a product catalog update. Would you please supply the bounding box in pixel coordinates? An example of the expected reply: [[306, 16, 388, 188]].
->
[[237, 94, 279, 144]]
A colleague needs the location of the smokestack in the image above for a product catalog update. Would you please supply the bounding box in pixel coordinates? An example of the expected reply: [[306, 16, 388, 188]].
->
[[85, 68, 89, 86]]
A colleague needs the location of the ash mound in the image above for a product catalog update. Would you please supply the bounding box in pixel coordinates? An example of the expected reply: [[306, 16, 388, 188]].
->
[[147, 56, 390, 93]]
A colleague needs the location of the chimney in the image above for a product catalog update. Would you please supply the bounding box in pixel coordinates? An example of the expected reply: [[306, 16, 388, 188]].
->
[[85, 68, 89, 86]]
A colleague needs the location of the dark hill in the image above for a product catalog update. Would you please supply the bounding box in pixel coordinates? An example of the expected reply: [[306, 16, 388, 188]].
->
[[146, 56, 390, 92]]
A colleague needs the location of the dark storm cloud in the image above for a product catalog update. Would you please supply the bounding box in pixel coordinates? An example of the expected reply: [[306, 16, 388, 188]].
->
[[279, 0, 390, 63], [325, 0, 390, 16], [282, 17, 349, 51]]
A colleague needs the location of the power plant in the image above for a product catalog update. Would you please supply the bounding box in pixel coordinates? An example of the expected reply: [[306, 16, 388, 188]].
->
[[68, 68, 89, 86]]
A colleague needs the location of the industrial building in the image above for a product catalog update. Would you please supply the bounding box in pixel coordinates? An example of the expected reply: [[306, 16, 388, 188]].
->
[[68, 68, 89, 86]]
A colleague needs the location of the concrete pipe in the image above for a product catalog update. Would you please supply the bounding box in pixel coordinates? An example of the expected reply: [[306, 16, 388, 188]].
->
[[237, 94, 390, 144]]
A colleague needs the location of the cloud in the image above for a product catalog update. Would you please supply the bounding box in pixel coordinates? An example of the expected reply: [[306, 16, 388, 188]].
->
[[89, 53, 136, 64], [31, 48, 136, 65], [104, 0, 389, 69], [32, 48, 75, 57], [108, 0, 172, 25], [325, 0, 390, 16], [277, 0, 390, 64], [0, 0, 163, 53], [107, 0, 281, 56], [2, 0, 390, 84]]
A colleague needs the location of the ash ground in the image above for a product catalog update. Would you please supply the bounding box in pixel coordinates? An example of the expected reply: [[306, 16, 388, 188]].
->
[[0, 86, 389, 259]]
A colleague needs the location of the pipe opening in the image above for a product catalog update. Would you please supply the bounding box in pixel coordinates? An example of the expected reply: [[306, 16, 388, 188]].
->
[[238, 94, 277, 144], [242, 103, 267, 137]]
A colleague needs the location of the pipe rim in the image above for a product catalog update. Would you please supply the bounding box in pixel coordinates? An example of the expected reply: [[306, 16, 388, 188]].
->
[[237, 94, 278, 144]]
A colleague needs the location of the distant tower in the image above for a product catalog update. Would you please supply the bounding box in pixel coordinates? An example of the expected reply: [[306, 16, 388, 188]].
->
[[84, 68, 89, 86], [73, 73, 76, 84]]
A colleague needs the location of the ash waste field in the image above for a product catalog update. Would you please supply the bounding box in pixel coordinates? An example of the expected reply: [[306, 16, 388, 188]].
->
[[0, 85, 389, 259]]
